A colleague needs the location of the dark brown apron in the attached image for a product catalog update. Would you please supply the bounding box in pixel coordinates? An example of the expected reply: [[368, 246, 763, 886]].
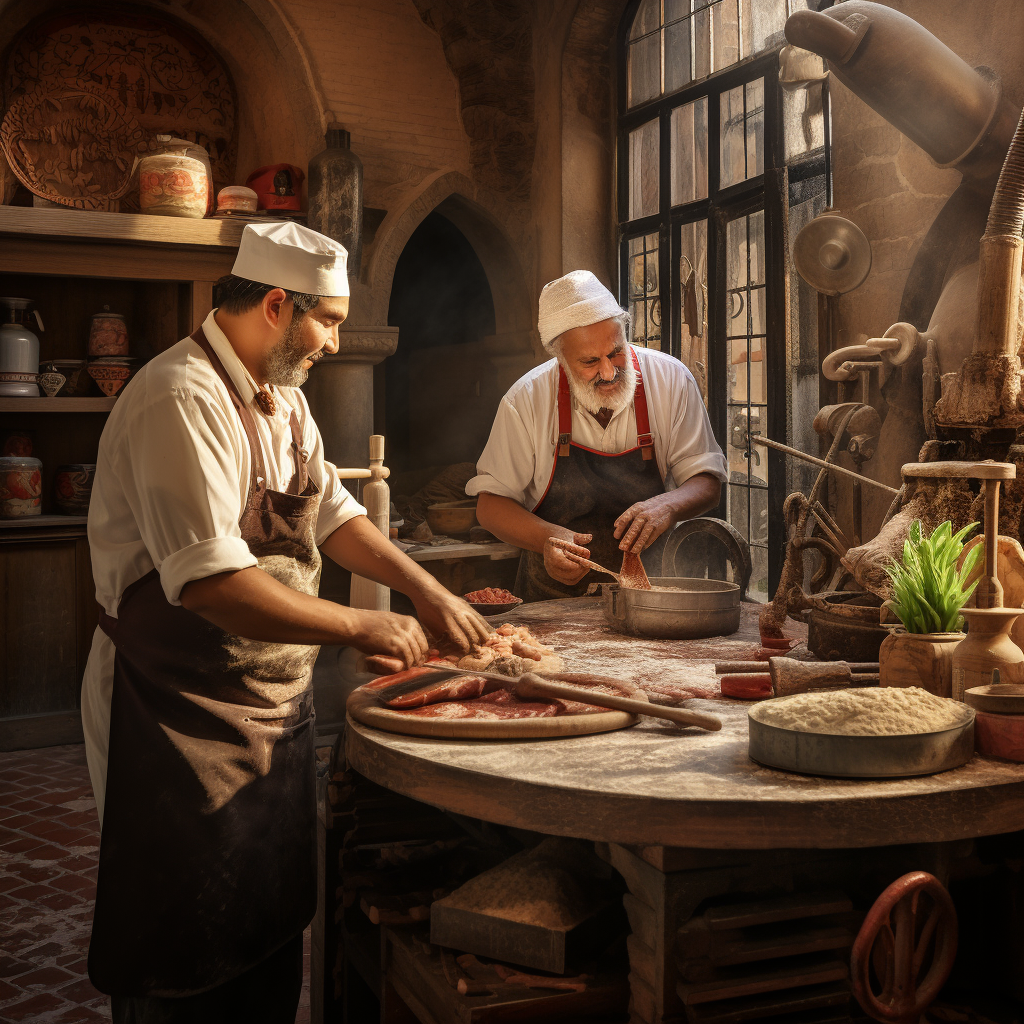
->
[[516, 349, 668, 602], [88, 327, 322, 998]]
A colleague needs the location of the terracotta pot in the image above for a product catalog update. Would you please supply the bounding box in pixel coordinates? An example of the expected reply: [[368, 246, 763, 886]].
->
[[88, 310, 128, 357], [879, 630, 964, 698], [87, 363, 131, 397], [952, 607, 1024, 701]]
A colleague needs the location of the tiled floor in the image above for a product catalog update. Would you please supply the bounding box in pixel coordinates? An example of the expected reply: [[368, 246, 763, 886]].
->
[[0, 745, 311, 1023]]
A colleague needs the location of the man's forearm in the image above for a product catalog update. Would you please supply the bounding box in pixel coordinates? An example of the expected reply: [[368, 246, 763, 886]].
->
[[475, 492, 569, 553], [319, 515, 443, 598], [663, 472, 722, 522], [179, 566, 367, 644]]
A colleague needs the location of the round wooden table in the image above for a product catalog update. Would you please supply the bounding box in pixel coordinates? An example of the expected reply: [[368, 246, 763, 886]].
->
[[345, 597, 1024, 850]]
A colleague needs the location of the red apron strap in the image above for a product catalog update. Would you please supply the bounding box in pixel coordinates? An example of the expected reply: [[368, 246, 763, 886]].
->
[[557, 366, 573, 457], [631, 348, 655, 462]]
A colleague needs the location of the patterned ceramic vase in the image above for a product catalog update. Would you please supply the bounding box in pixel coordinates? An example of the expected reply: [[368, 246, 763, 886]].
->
[[38, 371, 66, 397], [0, 456, 42, 517], [87, 362, 131, 397], [54, 463, 96, 515], [139, 138, 210, 219], [88, 309, 129, 357]]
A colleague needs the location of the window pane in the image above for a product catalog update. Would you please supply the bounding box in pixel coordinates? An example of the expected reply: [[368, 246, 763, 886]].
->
[[712, 0, 740, 74], [739, 0, 753, 59], [693, 5, 712, 81], [751, 0, 787, 54], [664, 18, 692, 94], [628, 35, 661, 108], [745, 78, 765, 178], [720, 80, 764, 188], [631, 0, 662, 40], [679, 219, 708, 400], [720, 85, 745, 188], [628, 119, 660, 219], [629, 232, 661, 350], [670, 97, 708, 205]]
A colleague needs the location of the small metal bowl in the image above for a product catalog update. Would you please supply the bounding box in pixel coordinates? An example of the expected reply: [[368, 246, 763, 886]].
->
[[466, 597, 523, 616]]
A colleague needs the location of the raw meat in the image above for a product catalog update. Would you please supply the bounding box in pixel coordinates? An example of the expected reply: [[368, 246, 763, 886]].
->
[[464, 587, 518, 604], [401, 689, 561, 720], [385, 675, 495, 708], [619, 550, 651, 590]]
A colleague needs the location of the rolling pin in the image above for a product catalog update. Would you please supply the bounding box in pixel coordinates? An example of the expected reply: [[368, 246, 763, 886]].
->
[[717, 660, 879, 701], [715, 659, 878, 675]]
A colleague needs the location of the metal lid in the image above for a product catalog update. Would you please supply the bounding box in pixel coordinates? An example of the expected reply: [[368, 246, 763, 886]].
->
[[0, 456, 41, 468], [792, 213, 872, 296]]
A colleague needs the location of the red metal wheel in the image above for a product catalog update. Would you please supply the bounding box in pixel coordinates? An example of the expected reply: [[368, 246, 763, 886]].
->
[[851, 871, 958, 1024]]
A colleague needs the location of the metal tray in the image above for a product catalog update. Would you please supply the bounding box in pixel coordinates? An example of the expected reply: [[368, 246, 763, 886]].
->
[[748, 700, 976, 778], [602, 577, 740, 640]]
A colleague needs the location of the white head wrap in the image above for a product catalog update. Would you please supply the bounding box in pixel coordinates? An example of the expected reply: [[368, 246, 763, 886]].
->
[[538, 270, 624, 352], [231, 221, 349, 297]]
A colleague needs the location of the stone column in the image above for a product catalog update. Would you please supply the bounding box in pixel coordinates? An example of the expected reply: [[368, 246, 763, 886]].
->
[[304, 325, 399, 473]]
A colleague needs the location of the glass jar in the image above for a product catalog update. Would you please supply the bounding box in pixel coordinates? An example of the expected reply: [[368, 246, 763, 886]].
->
[[0, 456, 42, 518]]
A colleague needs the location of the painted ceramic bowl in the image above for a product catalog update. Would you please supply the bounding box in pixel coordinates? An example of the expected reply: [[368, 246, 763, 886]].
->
[[87, 362, 131, 397], [54, 463, 96, 515], [43, 360, 89, 397], [38, 371, 66, 397], [0, 456, 42, 517]]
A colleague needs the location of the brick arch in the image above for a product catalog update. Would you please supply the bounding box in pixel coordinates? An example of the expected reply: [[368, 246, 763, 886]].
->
[[366, 170, 533, 339], [0, 0, 326, 189]]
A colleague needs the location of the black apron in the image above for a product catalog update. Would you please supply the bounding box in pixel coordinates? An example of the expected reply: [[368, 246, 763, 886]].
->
[[88, 327, 322, 998], [516, 348, 668, 602]]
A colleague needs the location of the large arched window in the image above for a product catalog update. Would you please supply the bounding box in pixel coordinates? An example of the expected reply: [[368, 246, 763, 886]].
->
[[618, 0, 830, 600]]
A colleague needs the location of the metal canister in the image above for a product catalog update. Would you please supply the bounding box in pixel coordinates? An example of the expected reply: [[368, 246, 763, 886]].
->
[[0, 456, 42, 517]]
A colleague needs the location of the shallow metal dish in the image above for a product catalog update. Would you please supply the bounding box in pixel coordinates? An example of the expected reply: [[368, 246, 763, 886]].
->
[[426, 500, 478, 537], [748, 698, 976, 778], [602, 577, 741, 640]]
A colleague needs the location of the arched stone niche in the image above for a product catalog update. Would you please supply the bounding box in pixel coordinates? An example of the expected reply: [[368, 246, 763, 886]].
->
[[0, 0, 325, 186], [364, 169, 533, 342]]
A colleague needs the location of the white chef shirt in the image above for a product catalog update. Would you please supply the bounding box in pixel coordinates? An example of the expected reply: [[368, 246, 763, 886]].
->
[[467, 345, 728, 509], [81, 310, 366, 818]]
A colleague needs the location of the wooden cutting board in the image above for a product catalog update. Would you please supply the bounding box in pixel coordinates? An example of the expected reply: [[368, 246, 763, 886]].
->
[[346, 686, 637, 740]]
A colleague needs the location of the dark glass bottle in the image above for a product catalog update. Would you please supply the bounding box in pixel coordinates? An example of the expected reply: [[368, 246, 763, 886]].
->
[[308, 123, 364, 279]]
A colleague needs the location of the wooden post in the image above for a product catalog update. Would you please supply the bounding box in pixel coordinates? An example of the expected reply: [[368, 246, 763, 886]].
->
[[348, 434, 391, 612]]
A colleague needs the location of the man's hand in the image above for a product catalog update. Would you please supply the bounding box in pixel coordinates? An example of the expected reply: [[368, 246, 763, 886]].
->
[[614, 474, 723, 555], [543, 530, 593, 585], [344, 607, 430, 668], [411, 584, 491, 653], [614, 494, 677, 554]]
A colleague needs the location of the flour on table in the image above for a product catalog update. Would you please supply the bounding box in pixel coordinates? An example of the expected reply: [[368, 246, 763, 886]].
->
[[756, 687, 968, 736]]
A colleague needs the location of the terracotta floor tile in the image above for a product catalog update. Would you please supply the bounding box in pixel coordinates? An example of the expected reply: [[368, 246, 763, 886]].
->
[[8, 799, 46, 812], [0, 813, 39, 829], [0, 955, 32, 978], [24, 843, 73, 861], [7, 883, 54, 901], [1, 836, 45, 855], [50, 873, 98, 894], [38, 891, 86, 911], [54, 1006, 108, 1022], [11, 862, 61, 883], [22, 939, 64, 960], [0, 977, 18, 1000], [14, 964, 77, 988], [0, 992, 67, 1020], [58, 977, 106, 1003]]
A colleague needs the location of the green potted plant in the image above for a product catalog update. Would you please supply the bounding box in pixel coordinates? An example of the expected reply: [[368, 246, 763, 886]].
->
[[879, 519, 979, 697]]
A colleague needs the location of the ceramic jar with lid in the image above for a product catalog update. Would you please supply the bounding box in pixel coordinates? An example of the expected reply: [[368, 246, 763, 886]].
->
[[89, 307, 129, 357], [139, 136, 212, 219], [0, 456, 42, 517], [215, 186, 258, 215], [55, 464, 96, 515]]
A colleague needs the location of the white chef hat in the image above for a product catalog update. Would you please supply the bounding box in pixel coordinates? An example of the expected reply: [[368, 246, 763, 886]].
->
[[231, 221, 349, 297], [538, 270, 625, 352]]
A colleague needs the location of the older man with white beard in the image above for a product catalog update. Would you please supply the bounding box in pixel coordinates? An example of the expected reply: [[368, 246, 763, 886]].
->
[[469, 270, 729, 601]]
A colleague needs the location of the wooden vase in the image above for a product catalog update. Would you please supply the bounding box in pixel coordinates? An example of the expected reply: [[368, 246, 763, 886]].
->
[[879, 630, 964, 698], [951, 607, 1024, 702]]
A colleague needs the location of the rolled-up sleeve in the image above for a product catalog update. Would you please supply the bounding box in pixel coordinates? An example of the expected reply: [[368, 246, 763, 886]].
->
[[126, 386, 257, 605], [466, 398, 537, 504], [664, 364, 729, 487]]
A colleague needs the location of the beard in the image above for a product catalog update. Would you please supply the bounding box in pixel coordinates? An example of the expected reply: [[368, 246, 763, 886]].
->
[[262, 317, 322, 387], [561, 353, 637, 416]]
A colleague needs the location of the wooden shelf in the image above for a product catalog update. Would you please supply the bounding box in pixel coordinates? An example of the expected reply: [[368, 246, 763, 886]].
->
[[0, 205, 245, 250], [0, 397, 116, 412], [0, 515, 87, 529]]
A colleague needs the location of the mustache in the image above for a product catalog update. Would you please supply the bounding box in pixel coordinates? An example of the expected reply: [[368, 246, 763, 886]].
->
[[591, 368, 626, 389]]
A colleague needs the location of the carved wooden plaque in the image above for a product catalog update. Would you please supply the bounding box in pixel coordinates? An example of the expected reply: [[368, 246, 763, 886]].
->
[[4, 8, 238, 192], [0, 84, 146, 209]]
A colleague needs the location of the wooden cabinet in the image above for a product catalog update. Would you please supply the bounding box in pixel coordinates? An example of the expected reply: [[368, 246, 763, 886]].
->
[[0, 206, 244, 750]]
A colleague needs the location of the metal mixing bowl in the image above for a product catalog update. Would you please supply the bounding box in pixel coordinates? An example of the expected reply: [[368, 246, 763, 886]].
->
[[602, 577, 741, 639]]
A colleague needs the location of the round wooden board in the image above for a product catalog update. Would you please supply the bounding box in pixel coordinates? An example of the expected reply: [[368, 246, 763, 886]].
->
[[965, 683, 1024, 714], [346, 687, 637, 740]]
